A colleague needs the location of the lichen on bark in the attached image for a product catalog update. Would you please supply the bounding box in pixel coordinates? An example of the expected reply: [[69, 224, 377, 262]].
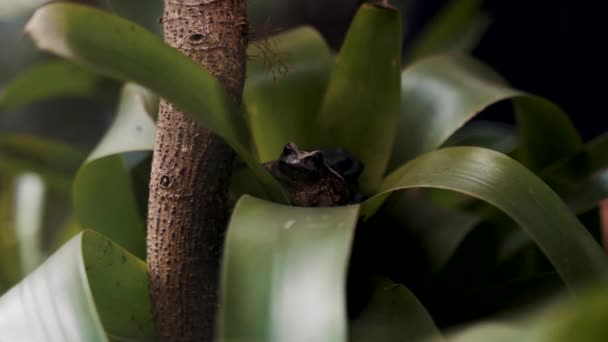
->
[[146, 0, 248, 340]]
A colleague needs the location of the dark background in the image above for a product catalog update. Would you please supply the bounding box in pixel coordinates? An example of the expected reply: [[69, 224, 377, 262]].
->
[[275, 0, 606, 140]]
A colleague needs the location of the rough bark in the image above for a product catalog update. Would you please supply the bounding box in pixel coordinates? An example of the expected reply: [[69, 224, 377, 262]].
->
[[147, 0, 248, 340]]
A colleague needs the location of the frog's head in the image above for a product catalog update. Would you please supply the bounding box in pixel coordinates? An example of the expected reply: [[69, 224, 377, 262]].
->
[[278, 142, 325, 179]]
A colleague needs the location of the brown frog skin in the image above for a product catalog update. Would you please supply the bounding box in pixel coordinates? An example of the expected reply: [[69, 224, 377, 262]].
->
[[263, 143, 353, 207]]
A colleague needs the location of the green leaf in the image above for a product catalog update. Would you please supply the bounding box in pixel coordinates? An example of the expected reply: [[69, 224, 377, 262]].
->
[[73, 84, 156, 259], [0, 60, 116, 111], [406, 0, 491, 61], [514, 96, 583, 172], [245, 26, 333, 162], [384, 190, 483, 273], [24, 2, 287, 203], [0, 177, 21, 294], [0, 133, 85, 190], [391, 55, 582, 171], [219, 195, 360, 342], [444, 121, 519, 154], [446, 322, 526, 342], [529, 281, 608, 342], [349, 277, 443, 342], [543, 132, 608, 212], [363, 147, 608, 289], [0, 230, 153, 341], [316, 3, 402, 193]]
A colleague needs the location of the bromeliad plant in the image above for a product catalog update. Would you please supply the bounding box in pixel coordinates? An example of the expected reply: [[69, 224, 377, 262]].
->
[[1, 1, 608, 341]]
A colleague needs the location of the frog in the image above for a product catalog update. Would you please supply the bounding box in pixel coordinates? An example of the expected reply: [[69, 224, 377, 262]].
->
[[263, 142, 364, 207]]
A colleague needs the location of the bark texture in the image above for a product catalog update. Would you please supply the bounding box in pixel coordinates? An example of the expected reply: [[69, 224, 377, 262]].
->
[[147, 0, 248, 340]]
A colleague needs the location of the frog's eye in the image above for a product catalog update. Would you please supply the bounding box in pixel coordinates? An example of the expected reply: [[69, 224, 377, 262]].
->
[[283, 142, 298, 156]]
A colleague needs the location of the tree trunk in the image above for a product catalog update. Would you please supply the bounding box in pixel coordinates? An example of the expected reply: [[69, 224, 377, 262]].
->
[[146, 0, 248, 340]]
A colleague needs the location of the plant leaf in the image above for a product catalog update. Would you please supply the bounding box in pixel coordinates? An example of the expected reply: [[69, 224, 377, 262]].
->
[[391, 55, 582, 171], [0, 177, 21, 294], [0, 133, 85, 190], [514, 96, 583, 172], [219, 195, 359, 342], [543, 132, 608, 213], [24, 2, 288, 203], [528, 281, 608, 342], [384, 190, 483, 273], [446, 322, 526, 342], [349, 277, 443, 342], [363, 147, 608, 289], [0, 230, 153, 341], [316, 3, 402, 193], [443, 121, 519, 154], [0, 60, 116, 111], [72, 84, 156, 259], [406, 0, 491, 61], [245, 26, 333, 162]]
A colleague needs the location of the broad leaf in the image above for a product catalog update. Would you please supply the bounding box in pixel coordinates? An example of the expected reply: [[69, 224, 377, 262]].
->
[[0, 230, 153, 342], [73, 84, 156, 259], [391, 55, 582, 171], [24, 3, 288, 203], [363, 147, 608, 289], [316, 3, 402, 193], [245, 27, 333, 161], [406, 0, 490, 61], [349, 277, 443, 342], [219, 195, 359, 342], [0, 60, 115, 111]]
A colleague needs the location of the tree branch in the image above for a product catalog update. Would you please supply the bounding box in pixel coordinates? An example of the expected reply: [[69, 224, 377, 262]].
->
[[147, 0, 248, 340]]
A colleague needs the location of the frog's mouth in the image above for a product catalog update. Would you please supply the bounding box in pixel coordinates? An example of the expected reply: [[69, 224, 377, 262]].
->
[[277, 159, 323, 179]]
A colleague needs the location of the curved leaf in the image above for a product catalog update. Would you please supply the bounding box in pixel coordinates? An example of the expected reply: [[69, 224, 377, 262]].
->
[[245, 26, 333, 162], [384, 190, 483, 273], [363, 147, 608, 289], [0, 230, 153, 342], [316, 3, 402, 193], [219, 195, 359, 342], [514, 96, 583, 172], [443, 121, 519, 154], [24, 2, 287, 203], [0, 133, 85, 190], [349, 277, 443, 342], [543, 132, 608, 212], [0, 60, 115, 111], [390, 55, 582, 171], [73, 84, 156, 259]]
